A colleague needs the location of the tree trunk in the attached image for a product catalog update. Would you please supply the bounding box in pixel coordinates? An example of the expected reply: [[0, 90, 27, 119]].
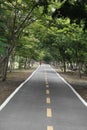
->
[[78, 63, 82, 78], [63, 60, 66, 73], [24, 58, 28, 69], [84, 63, 87, 74], [1, 57, 9, 81], [0, 46, 14, 81], [27, 58, 31, 69]]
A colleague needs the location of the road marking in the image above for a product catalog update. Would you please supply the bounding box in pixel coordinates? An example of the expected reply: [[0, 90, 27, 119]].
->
[[47, 108, 52, 117], [46, 89, 50, 95], [46, 97, 51, 104], [50, 66, 87, 107], [47, 126, 53, 130], [0, 66, 40, 111], [46, 84, 49, 88], [46, 81, 49, 85]]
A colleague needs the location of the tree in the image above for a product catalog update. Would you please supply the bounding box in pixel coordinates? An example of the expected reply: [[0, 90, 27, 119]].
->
[[1, 0, 87, 80], [0, 0, 50, 81], [52, 0, 87, 32], [16, 35, 40, 69]]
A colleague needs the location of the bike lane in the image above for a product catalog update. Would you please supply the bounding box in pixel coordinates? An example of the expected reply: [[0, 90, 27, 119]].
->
[[0, 64, 87, 130]]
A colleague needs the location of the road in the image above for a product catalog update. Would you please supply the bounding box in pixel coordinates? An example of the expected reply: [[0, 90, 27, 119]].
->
[[0, 64, 87, 130]]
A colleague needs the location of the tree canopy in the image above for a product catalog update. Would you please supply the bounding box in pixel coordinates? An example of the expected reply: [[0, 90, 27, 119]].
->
[[0, 0, 87, 80], [52, 0, 87, 32]]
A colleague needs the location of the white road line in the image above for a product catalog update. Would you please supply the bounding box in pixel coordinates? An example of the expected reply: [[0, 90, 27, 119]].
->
[[0, 66, 40, 111], [50, 66, 87, 107]]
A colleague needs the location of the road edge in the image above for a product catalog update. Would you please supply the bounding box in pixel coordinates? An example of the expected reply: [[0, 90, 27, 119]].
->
[[0, 66, 40, 111], [51, 66, 87, 107]]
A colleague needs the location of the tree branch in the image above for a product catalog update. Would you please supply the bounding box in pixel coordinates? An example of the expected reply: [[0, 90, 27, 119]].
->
[[17, 18, 37, 39], [15, 3, 37, 35]]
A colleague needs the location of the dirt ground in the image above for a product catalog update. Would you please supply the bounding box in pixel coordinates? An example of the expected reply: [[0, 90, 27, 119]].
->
[[0, 68, 36, 105], [0, 67, 87, 106], [58, 70, 87, 102]]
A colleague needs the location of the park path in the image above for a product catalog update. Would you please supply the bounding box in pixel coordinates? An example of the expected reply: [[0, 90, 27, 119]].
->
[[0, 64, 87, 130]]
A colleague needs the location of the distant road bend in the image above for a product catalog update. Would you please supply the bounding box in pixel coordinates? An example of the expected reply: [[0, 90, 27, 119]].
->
[[0, 64, 87, 130]]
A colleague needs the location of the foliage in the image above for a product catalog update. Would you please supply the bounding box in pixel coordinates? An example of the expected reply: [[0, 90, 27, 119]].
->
[[16, 35, 40, 60], [0, 0, 87, 80], [52, 0, 87, 32]]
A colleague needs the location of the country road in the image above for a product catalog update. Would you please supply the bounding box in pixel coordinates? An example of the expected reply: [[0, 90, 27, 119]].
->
[[0, 64, 87, 130]]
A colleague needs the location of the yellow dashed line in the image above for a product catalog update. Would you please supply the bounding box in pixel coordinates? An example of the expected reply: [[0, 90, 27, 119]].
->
[[47, 126, 53, 130], [47, 108, 52, 117], [46, 89, 50, 95], [46, 97, 51, 104], [45, 73, 53, 130]]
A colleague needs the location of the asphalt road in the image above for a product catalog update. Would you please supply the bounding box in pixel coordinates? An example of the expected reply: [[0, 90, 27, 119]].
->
[[0, 64, 87, 130]]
